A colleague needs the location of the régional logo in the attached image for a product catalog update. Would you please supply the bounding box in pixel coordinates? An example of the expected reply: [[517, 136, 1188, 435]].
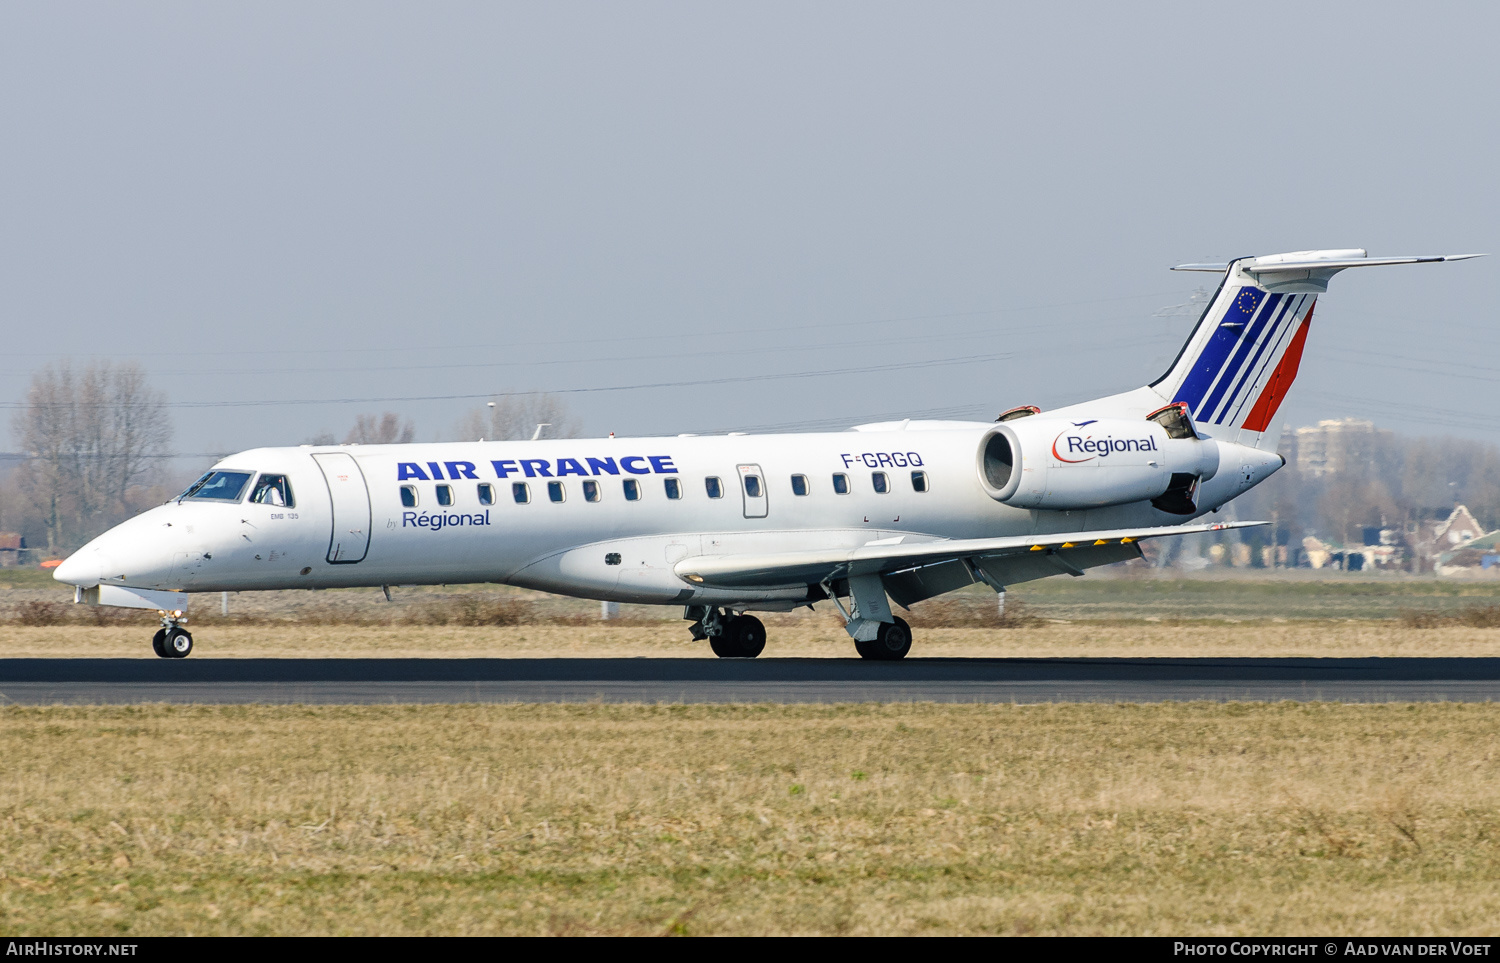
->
[[1051, 421, 1159, 464]]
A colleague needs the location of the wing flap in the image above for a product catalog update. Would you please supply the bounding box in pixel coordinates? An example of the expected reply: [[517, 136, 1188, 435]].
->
[[674, 520, 1264, 589]]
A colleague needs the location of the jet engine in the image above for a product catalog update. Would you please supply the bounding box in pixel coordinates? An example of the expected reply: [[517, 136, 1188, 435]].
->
[[976, 416, 1220, 512]]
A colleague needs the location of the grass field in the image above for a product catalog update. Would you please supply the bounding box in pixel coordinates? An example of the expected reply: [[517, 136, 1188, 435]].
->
[[2, 702, 1498, 936], [4, 574, 1499, 936]]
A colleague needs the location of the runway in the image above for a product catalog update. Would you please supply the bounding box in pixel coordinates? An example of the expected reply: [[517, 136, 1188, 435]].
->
[[3, 657, 1499, 705]]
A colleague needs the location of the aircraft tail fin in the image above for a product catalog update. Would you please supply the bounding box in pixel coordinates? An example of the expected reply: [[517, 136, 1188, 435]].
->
[[1151, 249, 1482, 447]]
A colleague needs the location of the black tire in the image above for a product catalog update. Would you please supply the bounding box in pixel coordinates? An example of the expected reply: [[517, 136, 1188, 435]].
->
[[164, 628, 193, 659], [151, 629, 168, 659], [709, 614, 766, 658], [855, 616, 911, 661], [729, 614, 765, 658]]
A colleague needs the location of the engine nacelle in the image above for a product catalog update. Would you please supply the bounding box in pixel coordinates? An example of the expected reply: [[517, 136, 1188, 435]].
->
[[976, 417, 1220, 511]]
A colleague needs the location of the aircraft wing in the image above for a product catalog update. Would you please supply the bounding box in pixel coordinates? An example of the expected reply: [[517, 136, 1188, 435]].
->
[[674, 520, 1266, 604]]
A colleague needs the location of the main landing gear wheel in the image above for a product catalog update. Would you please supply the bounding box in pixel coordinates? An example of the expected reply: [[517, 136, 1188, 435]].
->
[[163, 628, 193, 659], [709, 614, 766, 659], [855, 616, 911, 661]]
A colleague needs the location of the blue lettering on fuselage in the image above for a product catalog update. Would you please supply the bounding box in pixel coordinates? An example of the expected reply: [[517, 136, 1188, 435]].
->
[[400, 456, 682, 480], [402, 510, 492, 531], [840, 452, 924, 469]]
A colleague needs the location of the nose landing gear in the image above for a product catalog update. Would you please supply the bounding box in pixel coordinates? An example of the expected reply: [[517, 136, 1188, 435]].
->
[[152, 614, 193, 659]]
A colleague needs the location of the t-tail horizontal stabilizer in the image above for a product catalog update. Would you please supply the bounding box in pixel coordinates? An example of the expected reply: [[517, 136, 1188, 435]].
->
[[1149, 249, 1484, 446]]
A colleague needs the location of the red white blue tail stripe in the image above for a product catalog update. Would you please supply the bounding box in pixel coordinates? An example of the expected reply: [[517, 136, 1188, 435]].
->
[[1154, 282, 1315, 433]]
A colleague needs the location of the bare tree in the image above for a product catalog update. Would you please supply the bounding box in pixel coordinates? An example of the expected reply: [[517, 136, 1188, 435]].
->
[[11, 360, 172, 552], [454, 394, 581, 441], [344, 412, 415, 445]]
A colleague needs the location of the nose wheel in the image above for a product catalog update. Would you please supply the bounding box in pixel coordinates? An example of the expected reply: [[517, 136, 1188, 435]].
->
[[152, 619, 193, 659]]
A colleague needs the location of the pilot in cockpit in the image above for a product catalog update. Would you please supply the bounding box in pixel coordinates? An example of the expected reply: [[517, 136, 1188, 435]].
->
[[248, 473, 294, 508]]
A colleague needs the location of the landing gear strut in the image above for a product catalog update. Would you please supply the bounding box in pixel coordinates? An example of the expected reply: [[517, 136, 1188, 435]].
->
[[152, 612, 193, 659], [685, 606, 766, 659], [821, 574, 914, 660]]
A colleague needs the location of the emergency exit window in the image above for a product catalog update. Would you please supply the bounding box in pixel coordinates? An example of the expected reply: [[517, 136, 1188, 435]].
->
[[743, 474, 763, 498]]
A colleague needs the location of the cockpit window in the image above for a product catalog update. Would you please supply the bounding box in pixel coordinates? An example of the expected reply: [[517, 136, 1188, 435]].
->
[[180, 470, 253, 502], [248, 474, 295, 508]]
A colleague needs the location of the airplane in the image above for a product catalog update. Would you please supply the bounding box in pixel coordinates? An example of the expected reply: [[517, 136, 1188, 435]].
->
[[54, 249, 1481, 659]]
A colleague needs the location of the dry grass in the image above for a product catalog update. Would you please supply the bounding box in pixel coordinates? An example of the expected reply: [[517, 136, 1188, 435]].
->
[[1398, 605, 1500, 629], [1, 702, 1498, 935], [3, 621, 1500, 660]]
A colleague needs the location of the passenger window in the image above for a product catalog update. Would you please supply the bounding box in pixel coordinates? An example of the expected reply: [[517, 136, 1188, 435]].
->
[[872, 472, 889, 494], [705, 476, 723, 498], [744, 474, 763, 498], [583, 480, 601, 502], [911, 470, 929, 493], [623, 479, 641, 501], [548, 481, 565, 503], [791, 474, 808, 496], [664, 478, 681, 499], [832, 473, 850, 495], [477, 483, 495, 506], [512, 482, 530, 504], [249, 473, 295, 508], [436, 484, 454, 507], [400, 485, 418, 508]]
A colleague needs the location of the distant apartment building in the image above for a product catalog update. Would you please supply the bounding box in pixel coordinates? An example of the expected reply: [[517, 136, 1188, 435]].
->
[[1279, 418, 1392, 477]]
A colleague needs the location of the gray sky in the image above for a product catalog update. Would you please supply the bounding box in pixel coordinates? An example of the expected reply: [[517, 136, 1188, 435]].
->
[[2, 2, 1495, 464]]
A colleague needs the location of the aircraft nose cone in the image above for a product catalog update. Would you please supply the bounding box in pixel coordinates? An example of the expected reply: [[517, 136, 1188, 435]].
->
[[53, 551, 106, 586]]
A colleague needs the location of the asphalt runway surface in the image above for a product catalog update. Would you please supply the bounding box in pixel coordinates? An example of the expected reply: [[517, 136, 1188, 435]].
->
[[3, 657, 1500, 705]]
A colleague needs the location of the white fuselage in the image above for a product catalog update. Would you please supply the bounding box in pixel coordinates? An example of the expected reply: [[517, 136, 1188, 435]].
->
[[55, 420, 1278, 607]]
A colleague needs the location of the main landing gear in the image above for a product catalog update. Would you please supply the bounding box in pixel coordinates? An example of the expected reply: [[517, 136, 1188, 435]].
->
[[685, 606, 766, 659], [822, 574, 914, 661], [151, 613, 193, 659], [853, 616, 912, 661]]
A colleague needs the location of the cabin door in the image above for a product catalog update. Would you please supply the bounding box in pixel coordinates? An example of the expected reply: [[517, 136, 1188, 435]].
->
[[738, 464, 768, 519], [313, 452, 372, 563]]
